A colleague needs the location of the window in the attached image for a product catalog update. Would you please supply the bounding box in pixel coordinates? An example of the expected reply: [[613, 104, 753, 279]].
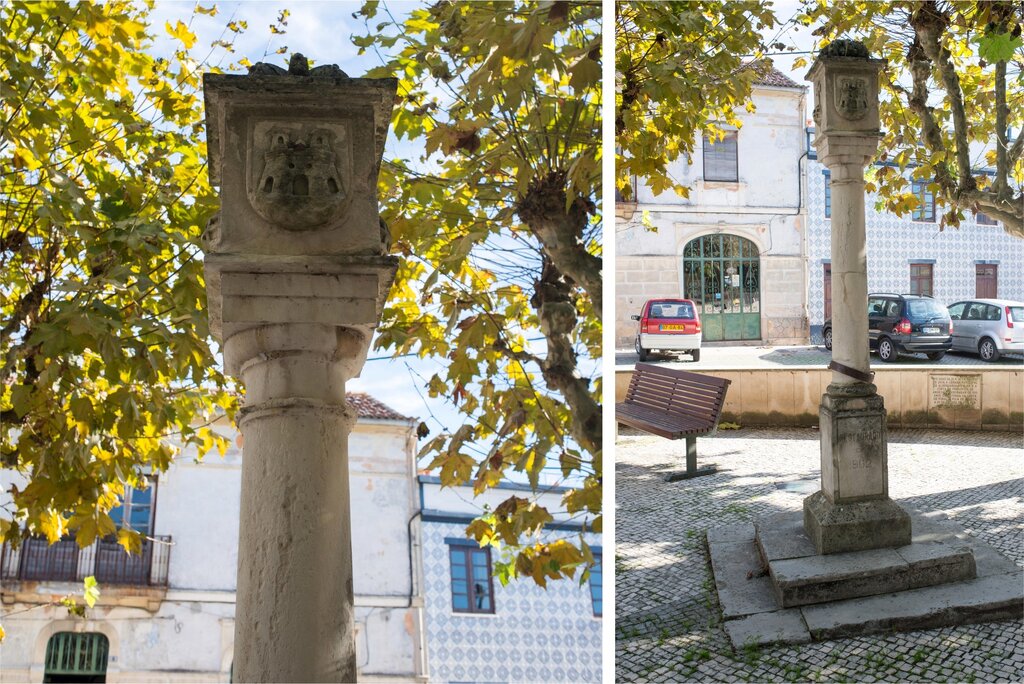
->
[[911, 181, 935, 222], [910, 263, 933, 296], [976, 211, 998, 226], [702, 131, 738, 182], [590, 554, 603, 617], [448, 543, 494, 614], [109, 480, 156, 536], [44, 632, 109, 683], [823, 171, 831, 218], [947, 302, 967, 320]]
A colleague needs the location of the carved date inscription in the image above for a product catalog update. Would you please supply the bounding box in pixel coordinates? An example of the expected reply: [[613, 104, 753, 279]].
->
[[930, 374, 981, 409]]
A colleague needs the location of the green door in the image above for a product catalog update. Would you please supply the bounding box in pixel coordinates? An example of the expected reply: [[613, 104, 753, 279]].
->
[[44, 632, 109, 683], [683, 235, 761, 342]]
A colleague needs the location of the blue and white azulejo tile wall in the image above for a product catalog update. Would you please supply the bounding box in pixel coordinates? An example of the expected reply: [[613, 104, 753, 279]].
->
[[805, 155, 1024, 342], [421, 519, 602, 684]]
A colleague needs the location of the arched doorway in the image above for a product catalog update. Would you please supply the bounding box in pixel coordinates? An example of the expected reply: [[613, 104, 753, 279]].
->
[[682, 234, 761, 341], [43, 632, 109, 683]]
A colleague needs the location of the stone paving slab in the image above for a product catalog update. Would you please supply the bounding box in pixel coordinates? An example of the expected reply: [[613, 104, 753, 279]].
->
[[707, 539, 779, 619], [802, 571, 1024, 640], [724, 609, 810, 649], [616, 427, 1024, 682], [754, 514, 817, 561]]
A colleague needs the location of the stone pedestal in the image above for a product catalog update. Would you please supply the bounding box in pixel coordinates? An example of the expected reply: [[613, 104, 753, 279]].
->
[[202, 56, 398, 682], [805, 384, 910, 554]]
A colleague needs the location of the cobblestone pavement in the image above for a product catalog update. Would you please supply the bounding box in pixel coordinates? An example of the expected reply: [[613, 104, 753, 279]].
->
[[615, 427, 1024, 682], [614, 345, 1024, 369]]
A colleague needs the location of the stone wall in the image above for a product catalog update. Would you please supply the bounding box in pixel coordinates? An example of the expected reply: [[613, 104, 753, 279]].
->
[[615, 367, 1023, 430]]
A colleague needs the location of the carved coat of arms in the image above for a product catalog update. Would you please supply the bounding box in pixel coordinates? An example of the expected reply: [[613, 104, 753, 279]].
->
[[835, 77, 869, 121], [247, 122, 351, 230]]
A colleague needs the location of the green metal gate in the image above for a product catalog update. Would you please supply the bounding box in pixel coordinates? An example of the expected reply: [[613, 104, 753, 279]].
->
[[44, 632, 109, 682], [682, 234, 761, 341]]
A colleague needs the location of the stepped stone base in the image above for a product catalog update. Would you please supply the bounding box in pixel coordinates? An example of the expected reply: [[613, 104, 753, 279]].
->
[[707, 509, 1024, 649], [757, 511, 975, 607]]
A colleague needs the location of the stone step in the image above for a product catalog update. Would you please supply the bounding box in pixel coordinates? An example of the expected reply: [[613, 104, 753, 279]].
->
[[801, 570, 1024, 640], [755, 512, 976, 608]]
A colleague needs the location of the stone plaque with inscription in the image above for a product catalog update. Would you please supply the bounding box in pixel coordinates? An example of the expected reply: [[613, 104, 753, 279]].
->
[[930, 374, 981, 409]]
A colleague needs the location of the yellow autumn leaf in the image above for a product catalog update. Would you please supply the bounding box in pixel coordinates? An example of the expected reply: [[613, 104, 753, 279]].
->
[[166, 20, 196, 49]]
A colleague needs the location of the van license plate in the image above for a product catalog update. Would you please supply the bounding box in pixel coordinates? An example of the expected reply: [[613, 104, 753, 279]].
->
[[923, 326, 940, 334]]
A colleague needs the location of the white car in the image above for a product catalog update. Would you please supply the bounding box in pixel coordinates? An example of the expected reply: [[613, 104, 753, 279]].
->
[[947, 299, 1024, 361]]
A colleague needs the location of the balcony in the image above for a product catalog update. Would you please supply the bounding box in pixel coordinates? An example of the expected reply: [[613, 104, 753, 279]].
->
[[1, 535, 171, 587]]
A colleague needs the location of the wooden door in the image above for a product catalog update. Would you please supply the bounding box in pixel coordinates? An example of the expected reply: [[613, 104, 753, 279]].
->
[[976, 264, 997, 298]]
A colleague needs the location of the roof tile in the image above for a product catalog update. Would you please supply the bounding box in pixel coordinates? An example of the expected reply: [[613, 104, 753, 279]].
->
[[348, 393, 412, 421]]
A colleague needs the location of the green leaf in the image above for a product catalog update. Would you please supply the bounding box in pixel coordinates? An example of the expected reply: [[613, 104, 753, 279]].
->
[[975, 31, 1023, 63], [83, 576, 100, 608]]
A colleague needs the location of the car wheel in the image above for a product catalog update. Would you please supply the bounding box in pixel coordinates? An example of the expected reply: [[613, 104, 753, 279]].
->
[[823, 328, 832, 351], [926, 352, 945, 362], [691, 349, 700, 362], [979, 338, 1000, 362], [878, 337, 897, 362], [635, 336, 649, 362]]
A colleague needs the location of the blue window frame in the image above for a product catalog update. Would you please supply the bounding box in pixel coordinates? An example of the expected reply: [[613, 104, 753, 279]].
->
[[448, 544, 494, 614], [911, 180, 935, 222], [823, 170, 831, 218], [976, 211, 998, 226], [590, 554, 603, 617], [109, 481, 155, 536]]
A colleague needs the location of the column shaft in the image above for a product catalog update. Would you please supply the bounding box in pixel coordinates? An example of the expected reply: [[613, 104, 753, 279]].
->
[[829, 168, 871, 385], [227, 326, 357, 682]]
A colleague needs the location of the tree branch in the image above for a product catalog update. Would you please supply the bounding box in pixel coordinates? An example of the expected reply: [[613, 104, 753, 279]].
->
[[516, 171, 602, 316], [911, 2, 974, 192], [529, 259, 601, 456]]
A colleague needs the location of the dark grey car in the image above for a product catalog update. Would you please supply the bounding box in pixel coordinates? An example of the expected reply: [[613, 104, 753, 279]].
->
[[822, 293, 952, 361]]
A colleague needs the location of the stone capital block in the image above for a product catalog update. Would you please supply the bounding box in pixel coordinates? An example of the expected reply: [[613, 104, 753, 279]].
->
[[203, 71, 397, 257], [203, 253, 398, 359], [806, 41, 886, 136], [818, 389, 888, 503]]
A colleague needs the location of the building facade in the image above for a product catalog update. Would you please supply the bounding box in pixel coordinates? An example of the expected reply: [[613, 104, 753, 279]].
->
[[616, 68, 809, 348], [418, 477, 603, 684], [0, 396, 424, 683], [804, 147, 1024, 342], [0, 395, 601, 683]]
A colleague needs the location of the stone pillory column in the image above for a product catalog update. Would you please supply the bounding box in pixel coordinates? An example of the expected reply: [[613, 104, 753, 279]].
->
[[202, 55, 398, 682], [803, 41, 911, 555]]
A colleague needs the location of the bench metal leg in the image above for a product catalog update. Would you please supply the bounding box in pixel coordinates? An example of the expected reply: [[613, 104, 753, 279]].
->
[[665, 437, 717, 482]]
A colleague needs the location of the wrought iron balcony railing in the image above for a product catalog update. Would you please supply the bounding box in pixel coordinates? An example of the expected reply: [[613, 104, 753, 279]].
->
[[0, 535, 171, 587]]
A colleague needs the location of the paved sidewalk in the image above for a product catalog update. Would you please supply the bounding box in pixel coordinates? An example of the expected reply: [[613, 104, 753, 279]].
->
[[615, 427, 1024, 682], [615, 344, 1024, 370]]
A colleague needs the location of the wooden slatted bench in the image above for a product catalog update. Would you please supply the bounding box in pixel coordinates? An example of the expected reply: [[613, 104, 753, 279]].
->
[[616, 363, 732, 479]]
